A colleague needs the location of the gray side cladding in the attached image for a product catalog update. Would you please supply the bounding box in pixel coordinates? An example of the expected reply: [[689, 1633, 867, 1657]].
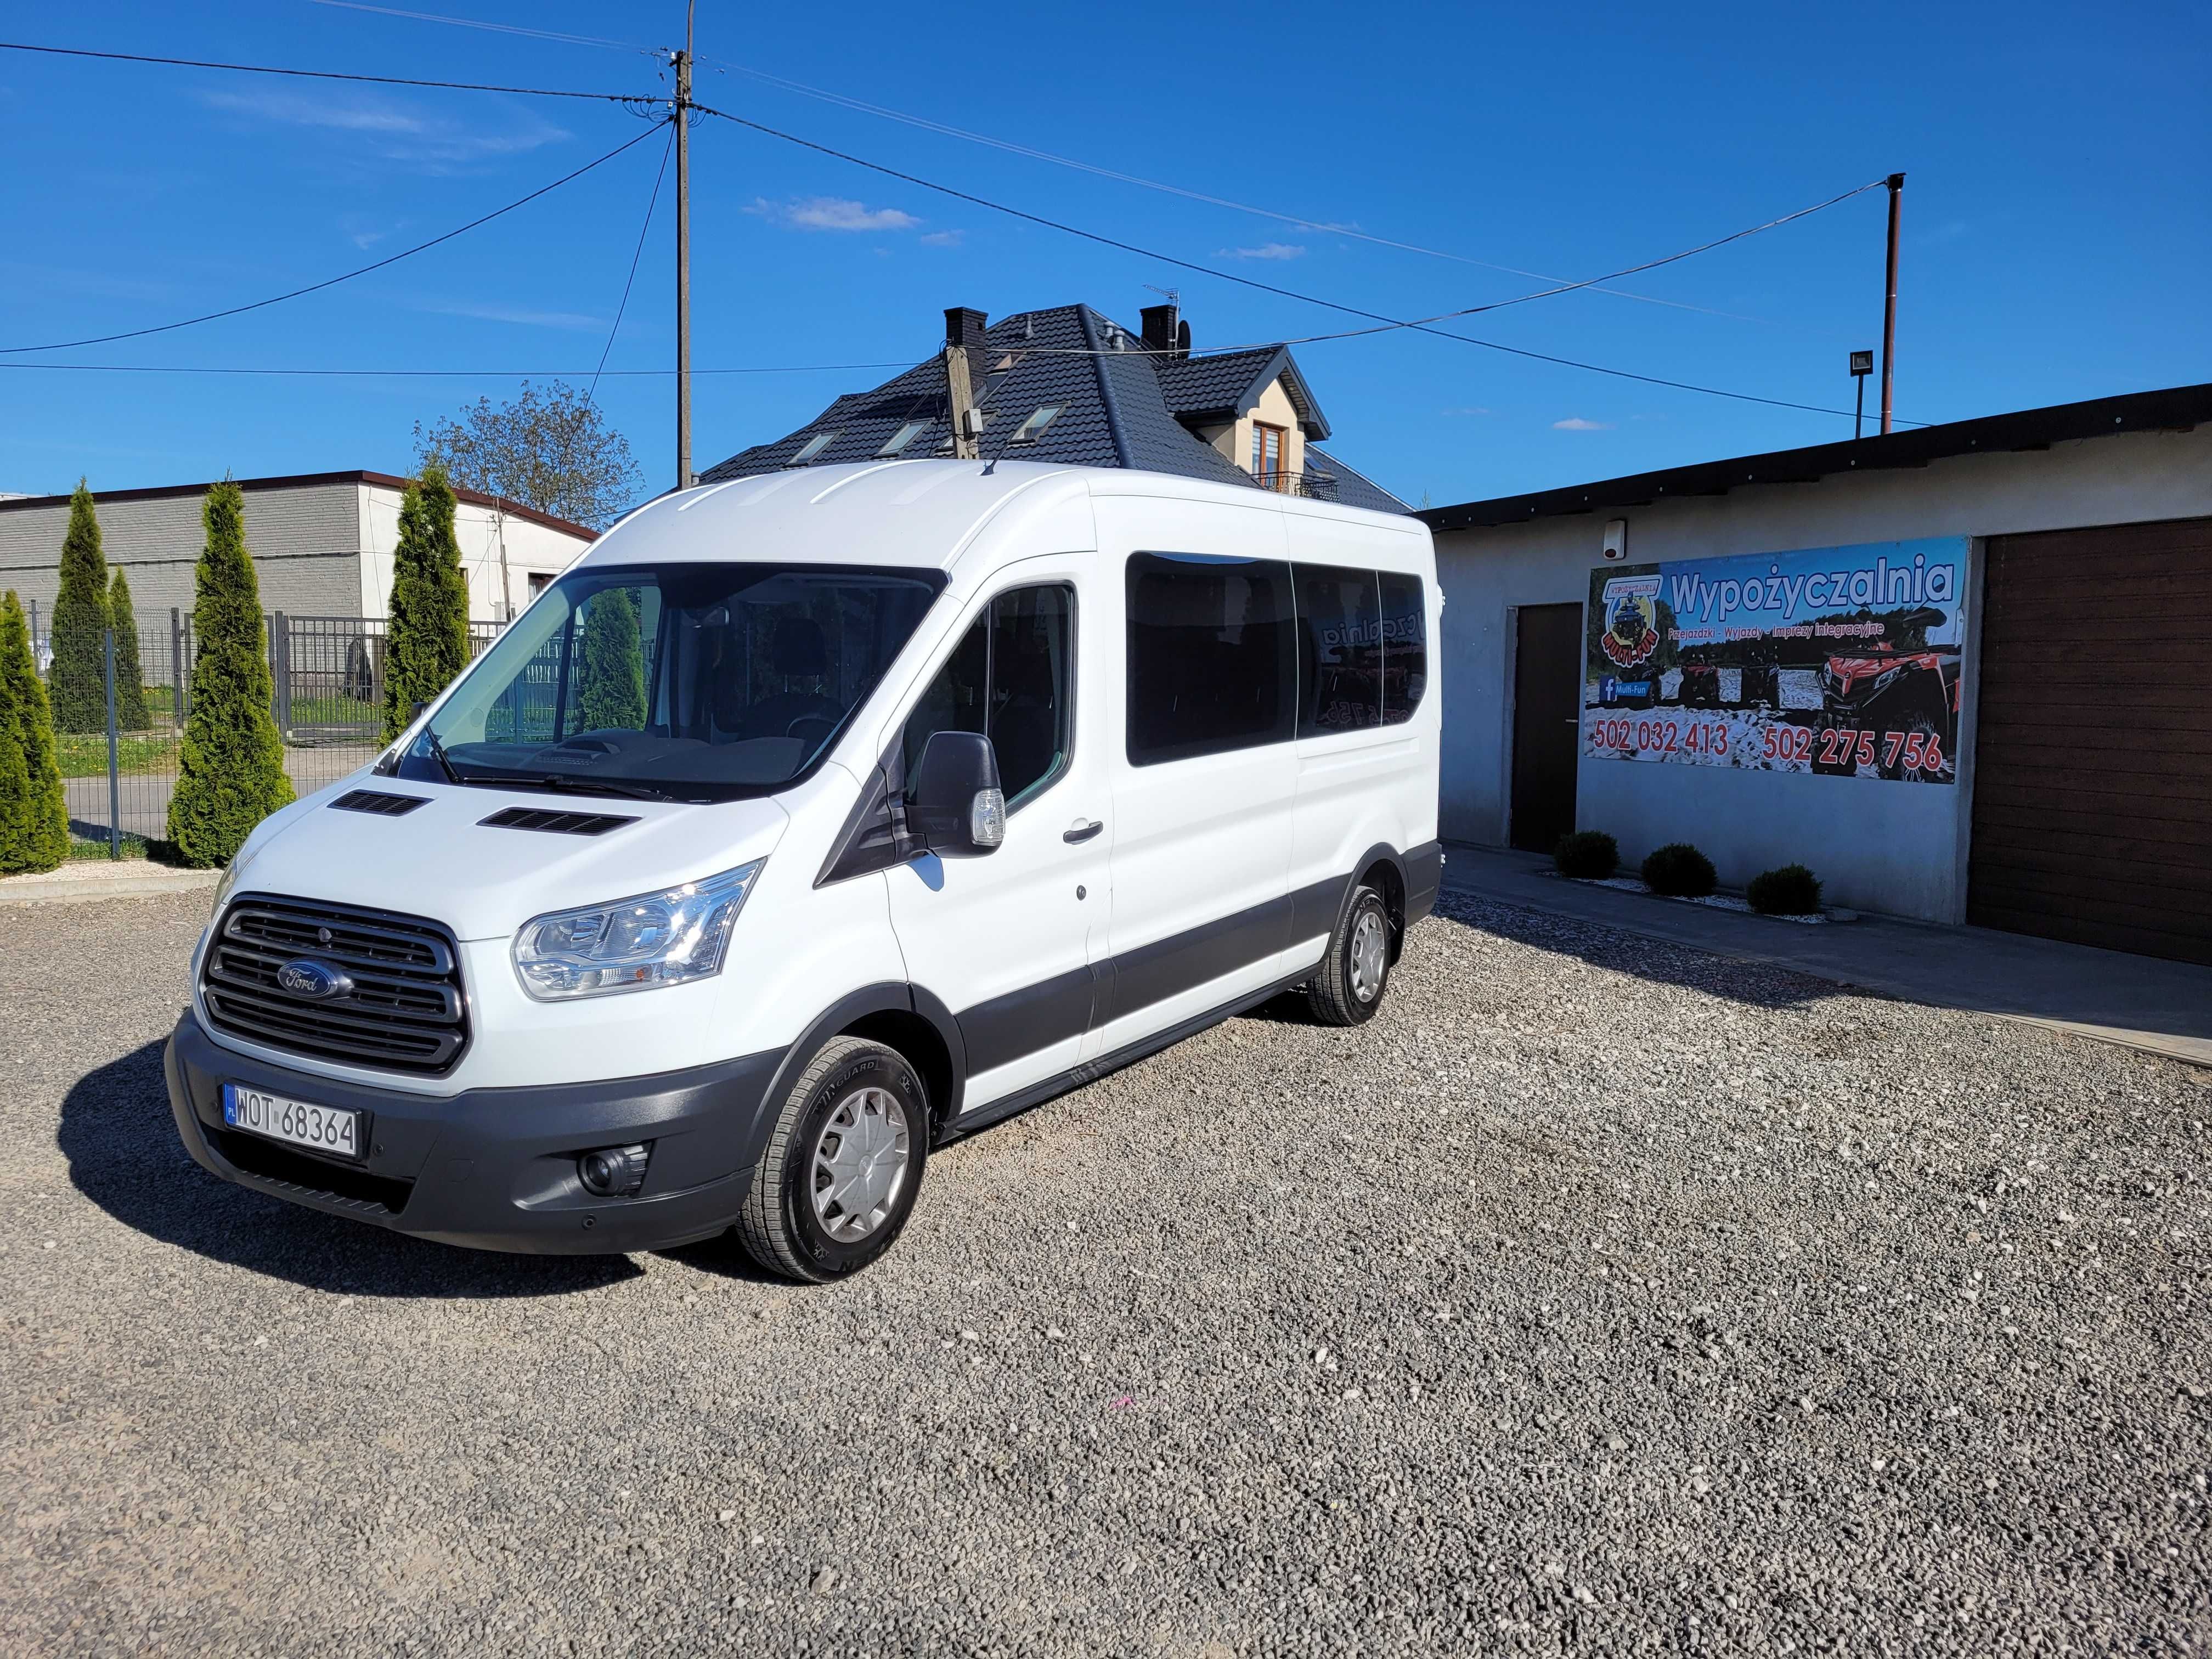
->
[[0, 479, 365, 624]]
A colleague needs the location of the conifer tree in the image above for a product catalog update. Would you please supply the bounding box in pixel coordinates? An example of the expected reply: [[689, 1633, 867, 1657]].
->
[[381, 464, 471, 741], [106, 567, 150, 730], [574, 586, 646, 732], [0, 590, 70, 873], [48, 480, 110, 733], [169, 482, 294, 866]]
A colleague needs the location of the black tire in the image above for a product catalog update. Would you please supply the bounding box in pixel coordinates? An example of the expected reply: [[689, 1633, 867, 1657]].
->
[[735, 1036, 929, 1283], [1306, 884, 1392, 1026]]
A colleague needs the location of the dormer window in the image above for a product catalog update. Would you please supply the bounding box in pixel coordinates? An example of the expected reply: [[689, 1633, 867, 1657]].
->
[[1009, 405, 1065, 444], [878, 421, 928, 456], [1251, 421, 1288, 487], [791, 431, 839, 462]]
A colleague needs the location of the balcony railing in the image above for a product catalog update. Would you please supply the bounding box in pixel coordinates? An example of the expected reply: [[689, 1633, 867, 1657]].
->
[[1249, 469, 1340, 501]]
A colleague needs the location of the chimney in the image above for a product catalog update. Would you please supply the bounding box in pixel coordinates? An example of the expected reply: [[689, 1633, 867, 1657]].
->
[[1140, 302, 1187, 359], [944, 307, 989, 351]]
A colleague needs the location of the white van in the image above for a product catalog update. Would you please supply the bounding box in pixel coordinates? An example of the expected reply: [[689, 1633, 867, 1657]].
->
[[165, 462, 1441, 1280]]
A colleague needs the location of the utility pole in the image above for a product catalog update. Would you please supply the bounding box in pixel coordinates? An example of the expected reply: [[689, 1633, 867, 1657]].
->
[[944, 341, 978, 460], [1880, 171, 1904, 436], [673, 2, 695, 490]]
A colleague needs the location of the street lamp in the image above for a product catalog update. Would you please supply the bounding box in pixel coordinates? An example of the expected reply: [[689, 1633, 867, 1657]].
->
[[1849, 350, 1875, 440]]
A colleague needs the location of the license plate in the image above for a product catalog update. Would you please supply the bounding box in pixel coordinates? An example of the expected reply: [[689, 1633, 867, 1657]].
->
[[222, 1083, 364, 1162]]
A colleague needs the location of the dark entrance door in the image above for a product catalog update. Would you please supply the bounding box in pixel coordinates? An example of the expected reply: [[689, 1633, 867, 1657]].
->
[[1510, 602, 1584, 853]]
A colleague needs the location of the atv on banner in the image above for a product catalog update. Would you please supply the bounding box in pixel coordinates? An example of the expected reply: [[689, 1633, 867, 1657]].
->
[[1812, 647, 1962, 780]]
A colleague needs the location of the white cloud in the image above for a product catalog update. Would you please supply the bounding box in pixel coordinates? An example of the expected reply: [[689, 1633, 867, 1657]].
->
[[1552, 417, 1614, 432], [918, 229, 964, 247], [1217, 242, 1305, 261], [198, 89, 567, 168], [413, 299, 602, 331], [1441, 405, 1494, 417], [747, 195, 922, 233]]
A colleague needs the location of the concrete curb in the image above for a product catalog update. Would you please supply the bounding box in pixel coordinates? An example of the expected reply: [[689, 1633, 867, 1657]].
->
[[0, 863, 221, 906]]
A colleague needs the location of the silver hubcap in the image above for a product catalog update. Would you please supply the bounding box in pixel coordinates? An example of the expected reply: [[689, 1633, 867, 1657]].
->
[[810, 1086, 911, 1242], [1349, 909, 1388, 1003]]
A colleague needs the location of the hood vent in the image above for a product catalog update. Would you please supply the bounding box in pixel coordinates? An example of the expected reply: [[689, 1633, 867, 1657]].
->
[[478, 806, 638, 837], [331, 789, 430, 817]]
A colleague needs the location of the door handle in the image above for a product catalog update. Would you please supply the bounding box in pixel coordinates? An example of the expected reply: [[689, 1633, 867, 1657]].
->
[[1063, 819, 1104, 844]]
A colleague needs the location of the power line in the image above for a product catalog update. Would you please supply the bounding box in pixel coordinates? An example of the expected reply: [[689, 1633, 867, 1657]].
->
[[0, 123, 667, 356], [589, 125, 675, 403], [0, 361, 910, 377], [701, 58, 1769, 323], [694, 101, 1917, 425], [0, 38, 652, 101], [303, 0, 656, 56]]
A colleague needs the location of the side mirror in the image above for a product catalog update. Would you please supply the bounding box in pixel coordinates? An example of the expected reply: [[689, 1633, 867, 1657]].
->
[[907, 730, 1005, 857]]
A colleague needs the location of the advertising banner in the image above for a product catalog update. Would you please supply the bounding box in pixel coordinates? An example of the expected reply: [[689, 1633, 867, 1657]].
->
[[1585, 535, 1968, 783]]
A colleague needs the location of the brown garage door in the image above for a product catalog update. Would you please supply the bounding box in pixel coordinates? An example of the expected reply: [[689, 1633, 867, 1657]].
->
[[1968, 516, 2212, 964]]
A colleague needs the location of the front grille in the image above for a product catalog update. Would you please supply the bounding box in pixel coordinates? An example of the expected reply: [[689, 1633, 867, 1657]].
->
[[201, 894, 470, 1075], [208, 1127, 414, 1215]]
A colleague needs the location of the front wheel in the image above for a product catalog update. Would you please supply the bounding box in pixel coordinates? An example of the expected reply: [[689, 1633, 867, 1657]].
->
[[1306, 884, 1393, 1026], [735, 1036, 929, 1282]]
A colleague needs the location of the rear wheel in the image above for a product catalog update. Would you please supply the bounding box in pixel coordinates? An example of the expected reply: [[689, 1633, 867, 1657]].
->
[[1306, 884, 1392, 1026], [735, 1036, 928, 1283]]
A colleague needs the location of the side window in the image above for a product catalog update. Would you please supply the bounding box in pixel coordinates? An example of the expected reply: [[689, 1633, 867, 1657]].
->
[[1294, 565, 1383, 735], [903, 584, 1074, 809], [1380, 572, 1427, 725], [1126, 552, 1296, 765]]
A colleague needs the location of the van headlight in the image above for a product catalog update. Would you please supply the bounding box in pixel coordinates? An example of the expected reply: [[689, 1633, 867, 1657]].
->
[[511, 860, 765, 1002]]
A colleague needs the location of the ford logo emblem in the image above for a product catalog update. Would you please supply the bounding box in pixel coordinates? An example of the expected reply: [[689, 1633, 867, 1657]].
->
[[275, 958, 351, 1001]]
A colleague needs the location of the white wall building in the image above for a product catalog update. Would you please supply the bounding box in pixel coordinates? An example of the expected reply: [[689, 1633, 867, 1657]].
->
[[1420, 382, 2212, 965], [0, 470, 598, 628]]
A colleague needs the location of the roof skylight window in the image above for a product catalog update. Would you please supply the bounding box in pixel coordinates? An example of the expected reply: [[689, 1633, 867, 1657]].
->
[[878, 421, 928, 456], [791, 431, 839, 462], [1010, 405, 1065, 444]]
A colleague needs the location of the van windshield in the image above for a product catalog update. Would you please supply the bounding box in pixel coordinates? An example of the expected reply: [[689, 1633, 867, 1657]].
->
[[399, 563, 944, 803]]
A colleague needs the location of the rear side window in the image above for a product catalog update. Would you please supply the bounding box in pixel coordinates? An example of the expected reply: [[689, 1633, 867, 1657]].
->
[[904, 584, 1074, 809], [1295, 565, 1383, 735], [1380, 572, 1427, 725], [1126, 553, 1295, 765]]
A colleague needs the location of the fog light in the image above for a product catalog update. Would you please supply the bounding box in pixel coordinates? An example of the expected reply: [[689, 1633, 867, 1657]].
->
[[578, 1143, 650, 1199]]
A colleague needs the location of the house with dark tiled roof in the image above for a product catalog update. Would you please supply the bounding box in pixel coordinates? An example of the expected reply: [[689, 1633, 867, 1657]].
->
[[699, 301, 1406, 513]]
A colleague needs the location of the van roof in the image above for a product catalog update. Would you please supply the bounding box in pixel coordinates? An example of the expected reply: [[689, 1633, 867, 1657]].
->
[[585, 460, 1423, 576]]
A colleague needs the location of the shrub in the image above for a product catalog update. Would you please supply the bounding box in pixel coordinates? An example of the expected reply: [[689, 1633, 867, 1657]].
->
[[106, 567, 150, 731], [1747, 862, 1822, 915], [0, 590, 70, 874], [48, 480, 109, 733], [575, 585, 646, 732], [1641, 841, 1717, 898], [168, 481, 295, 867], [381, 464, 470, 742], [1553, 830, 1618, 880]]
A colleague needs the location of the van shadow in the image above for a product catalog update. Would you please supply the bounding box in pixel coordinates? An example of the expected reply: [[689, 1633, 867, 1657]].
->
[[1427, 887, 1847, 1012], [60, 1040, 643, 1298]]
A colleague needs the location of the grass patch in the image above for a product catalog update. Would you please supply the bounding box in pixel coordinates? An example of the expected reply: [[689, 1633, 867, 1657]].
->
[[55, 728, 180, 779], [288, 693, 379, 729], [66, 832, 189, 864]]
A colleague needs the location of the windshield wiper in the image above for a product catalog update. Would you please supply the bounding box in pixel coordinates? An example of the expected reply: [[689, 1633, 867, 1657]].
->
[[453, 769, 682, 804], [420, 727, 466, 788]]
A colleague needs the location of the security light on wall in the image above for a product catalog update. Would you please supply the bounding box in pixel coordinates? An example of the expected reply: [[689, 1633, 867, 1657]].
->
[[1601, 518, 1629, 561]]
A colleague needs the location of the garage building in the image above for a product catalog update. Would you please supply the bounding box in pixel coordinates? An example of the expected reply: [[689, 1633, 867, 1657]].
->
[[1421, 382, 2212, 965]]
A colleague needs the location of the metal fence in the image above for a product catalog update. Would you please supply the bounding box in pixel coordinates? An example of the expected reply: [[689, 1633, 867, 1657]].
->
[[36, 613, 505, 857]]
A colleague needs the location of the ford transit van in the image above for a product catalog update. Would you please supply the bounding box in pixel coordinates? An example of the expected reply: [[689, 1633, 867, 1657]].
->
[[165, 462, 1442, 1280]]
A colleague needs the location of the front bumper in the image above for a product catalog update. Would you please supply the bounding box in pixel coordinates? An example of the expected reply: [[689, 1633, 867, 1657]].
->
[[165, 1011, 787, 1255]]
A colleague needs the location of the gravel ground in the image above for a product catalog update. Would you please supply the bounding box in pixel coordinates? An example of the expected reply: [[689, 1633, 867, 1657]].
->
[[4, 888, 2208, 1656]]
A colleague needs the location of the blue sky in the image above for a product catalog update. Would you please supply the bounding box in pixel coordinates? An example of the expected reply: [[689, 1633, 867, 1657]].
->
[[3, 0, 2206, 511]]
